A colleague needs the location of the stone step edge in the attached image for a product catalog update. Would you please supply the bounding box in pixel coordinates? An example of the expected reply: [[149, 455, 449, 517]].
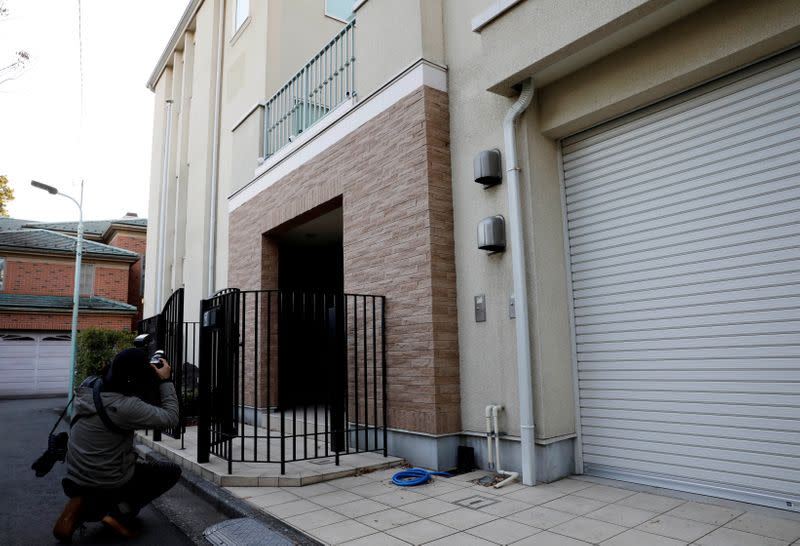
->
[[136, 441, 323, 546]]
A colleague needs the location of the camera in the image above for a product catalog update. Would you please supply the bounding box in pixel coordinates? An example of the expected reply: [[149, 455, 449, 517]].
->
[[150, 350, 166, 369], [31, 431, 69, 477]]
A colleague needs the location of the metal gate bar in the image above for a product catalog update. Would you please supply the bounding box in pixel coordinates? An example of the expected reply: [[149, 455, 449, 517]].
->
[[196, 289, 387, 474]]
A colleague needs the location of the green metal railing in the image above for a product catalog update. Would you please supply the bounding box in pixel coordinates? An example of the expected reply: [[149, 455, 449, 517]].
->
[[263, 20, 356, 159]]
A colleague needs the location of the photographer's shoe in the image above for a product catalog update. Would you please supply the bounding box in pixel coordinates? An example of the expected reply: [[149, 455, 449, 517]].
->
[[53, 497, 84, 543], [101, 511, 141, 539]]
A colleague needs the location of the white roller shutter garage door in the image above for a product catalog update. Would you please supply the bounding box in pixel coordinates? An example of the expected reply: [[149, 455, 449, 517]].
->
[[0, 332, 71, 396], [562, 53, 800, 510]]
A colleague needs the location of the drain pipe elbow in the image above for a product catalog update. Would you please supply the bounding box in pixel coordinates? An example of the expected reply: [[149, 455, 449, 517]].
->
[[502, 79, 536, 486]]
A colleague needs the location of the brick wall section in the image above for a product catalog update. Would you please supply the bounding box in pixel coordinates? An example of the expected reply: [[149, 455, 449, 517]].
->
[[0, 312, 133, 331], [229, 86, 460, 435], [107, 231, 147, 326], [4, 259, 128, 300]]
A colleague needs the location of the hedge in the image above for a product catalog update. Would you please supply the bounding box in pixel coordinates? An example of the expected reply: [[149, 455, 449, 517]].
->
[[74, 328, 135, 389]]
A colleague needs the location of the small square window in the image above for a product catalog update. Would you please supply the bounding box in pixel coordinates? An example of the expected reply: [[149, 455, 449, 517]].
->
[[234, 0, 249, 32], [325, 0, 354, 22], [79, 264, 95, 296]]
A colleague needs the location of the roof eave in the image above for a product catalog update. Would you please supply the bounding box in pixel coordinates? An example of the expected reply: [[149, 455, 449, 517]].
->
[[0, 306, 137, 315], [147, 0, 204, 91], [0, 246, 140, 263]]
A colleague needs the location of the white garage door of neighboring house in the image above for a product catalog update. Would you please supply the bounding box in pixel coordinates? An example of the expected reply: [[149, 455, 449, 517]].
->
[[0, 332, 71, 396], [561, 51, 800, 511]]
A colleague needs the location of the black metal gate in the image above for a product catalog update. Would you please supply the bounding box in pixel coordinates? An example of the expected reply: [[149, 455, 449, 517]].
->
[[137, 288, 184, 441], [197, 289, 387, 474]]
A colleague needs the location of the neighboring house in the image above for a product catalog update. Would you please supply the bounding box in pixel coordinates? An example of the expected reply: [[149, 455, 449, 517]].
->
[[145, 0, 800, 511], [0, 216, 147, 396]]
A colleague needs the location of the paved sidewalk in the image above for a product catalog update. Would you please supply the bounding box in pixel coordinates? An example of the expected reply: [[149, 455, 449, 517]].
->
[[224, 470, 800, 546]]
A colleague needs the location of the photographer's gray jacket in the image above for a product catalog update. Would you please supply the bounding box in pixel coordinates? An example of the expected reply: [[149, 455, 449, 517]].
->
[[66, 383, 179, 489]]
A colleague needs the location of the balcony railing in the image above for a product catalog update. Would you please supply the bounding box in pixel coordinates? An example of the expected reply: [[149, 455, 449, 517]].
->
[[263, 20, 356, 159]]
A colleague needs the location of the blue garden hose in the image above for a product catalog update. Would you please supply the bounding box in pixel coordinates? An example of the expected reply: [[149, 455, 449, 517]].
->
[[391, 468, 452, 486]]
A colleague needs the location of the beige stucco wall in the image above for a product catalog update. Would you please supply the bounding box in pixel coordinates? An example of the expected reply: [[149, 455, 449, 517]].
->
[[147, 0, 357, 320], [144, 70, 172, 318], [443, 0, 800, 444], [265, 0, 345, 98], [355, 0, 445, 98], [538, 0, 800, 137]]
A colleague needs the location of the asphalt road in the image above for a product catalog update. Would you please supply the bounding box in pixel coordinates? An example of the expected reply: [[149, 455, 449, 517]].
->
[[0, 397, 197, 546]]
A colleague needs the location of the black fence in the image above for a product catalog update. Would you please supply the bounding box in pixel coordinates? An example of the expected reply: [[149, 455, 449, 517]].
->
[[197, 289, 387, 474], [137, 288, 184, 442]]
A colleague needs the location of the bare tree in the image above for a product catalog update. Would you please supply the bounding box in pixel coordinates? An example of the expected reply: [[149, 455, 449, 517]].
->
[[0, 0, 31, 86]]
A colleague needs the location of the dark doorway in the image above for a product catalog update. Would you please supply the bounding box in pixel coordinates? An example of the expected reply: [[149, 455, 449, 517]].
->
[[275, 207, 343, 409]]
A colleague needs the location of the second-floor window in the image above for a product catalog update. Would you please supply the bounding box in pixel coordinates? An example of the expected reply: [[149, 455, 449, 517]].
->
[[325, 0, 354, 22], [0, 257, 5, 291], [234, 0, 249, 33], [80, 264, 95, 296]]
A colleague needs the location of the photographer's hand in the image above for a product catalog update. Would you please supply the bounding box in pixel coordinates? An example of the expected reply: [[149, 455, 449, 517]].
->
[[152, 359, 172, 382]]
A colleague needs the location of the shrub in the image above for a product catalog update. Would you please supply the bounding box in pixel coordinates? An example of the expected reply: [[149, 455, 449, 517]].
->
[[75, 328, 135, 389]]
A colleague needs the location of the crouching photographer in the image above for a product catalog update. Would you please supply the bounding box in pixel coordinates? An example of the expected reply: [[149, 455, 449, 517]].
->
[[52, 347, 181, 542]]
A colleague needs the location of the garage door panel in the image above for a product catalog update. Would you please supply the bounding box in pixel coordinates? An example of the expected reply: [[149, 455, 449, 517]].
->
[[579, 368, 800, 382], [562, 61, 800, 163], [571, 239, 799, 282], [573, 286, 797, 319], [573, 263, 800, 303], [567, 160, 798, 233], [581, 398, 799, 420], [566, 112, 800, 206], [579, 377, 798, 393], [576, 332, 797, 354], [579, 358, 800, 372], [575, 319, 800, 344], [572, 249, 799, 294], [571, 216, 798, 269], [571, 242, 798, 284], [564, 110, 800, 194], [583, 446, 800, 490], [583, 435, 800, 473], [579, 408, 799, 434], [0, 332, 70, 396], [570, 189, 799, 257], [582, 417, 800, 445], [582, 428, 800, 458], [565, 53, 800, 509], [576, 309, 800, 335], [570, 202, 799, 266], [583, 454, 799, 497]]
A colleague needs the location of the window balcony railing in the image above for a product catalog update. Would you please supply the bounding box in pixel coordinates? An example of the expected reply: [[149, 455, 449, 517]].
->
[[263, 20, 356, 159]]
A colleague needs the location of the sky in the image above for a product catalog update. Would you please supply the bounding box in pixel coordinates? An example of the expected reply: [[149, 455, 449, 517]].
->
[[0, 0, 187, 222]]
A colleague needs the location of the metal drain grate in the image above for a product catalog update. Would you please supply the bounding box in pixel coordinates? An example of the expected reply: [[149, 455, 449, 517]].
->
[[454, 495, 500, 510], [307, 458, 335, 466], [204, 518, 294, 546]]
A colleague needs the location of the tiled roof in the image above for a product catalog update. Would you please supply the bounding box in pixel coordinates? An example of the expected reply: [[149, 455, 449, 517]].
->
[[20, 217, 147, 236], [0, 229, 139, 260], [0, 294, 137, 313], [0, 218, 36, 231]]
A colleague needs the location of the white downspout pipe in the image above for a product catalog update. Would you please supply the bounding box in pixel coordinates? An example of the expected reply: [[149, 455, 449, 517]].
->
[[491, 405, 519, 488], [157, 99, 174, 308], [485, 405, 495, 469], [207, 0, 224, 297], [503, 79, 536, 486]]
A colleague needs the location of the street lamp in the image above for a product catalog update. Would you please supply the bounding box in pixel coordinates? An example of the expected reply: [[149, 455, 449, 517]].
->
[[31, 180, 84, 407]]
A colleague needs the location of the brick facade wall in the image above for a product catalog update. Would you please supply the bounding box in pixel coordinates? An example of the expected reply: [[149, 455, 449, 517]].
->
[[107, 231, 147, 327], [0, 312, 133, 331], [229, 86, 460, 435], [3, 258, 129, 300], [1, 256, 135, 332]]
